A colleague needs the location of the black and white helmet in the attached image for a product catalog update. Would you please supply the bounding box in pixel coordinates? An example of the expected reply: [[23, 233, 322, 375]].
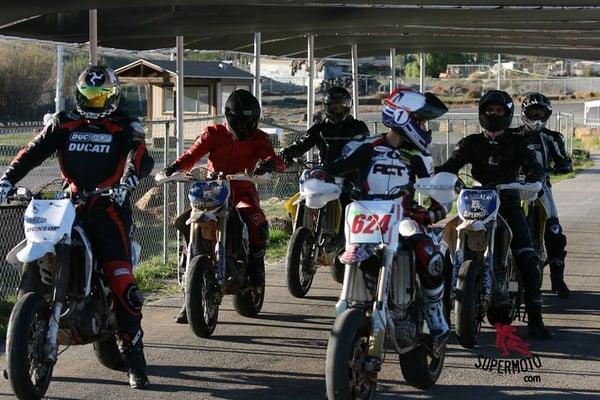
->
[[521, 93, 552, 132]]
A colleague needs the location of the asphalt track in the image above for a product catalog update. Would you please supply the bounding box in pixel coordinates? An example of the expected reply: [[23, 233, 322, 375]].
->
[[1, 157, 599, 399]]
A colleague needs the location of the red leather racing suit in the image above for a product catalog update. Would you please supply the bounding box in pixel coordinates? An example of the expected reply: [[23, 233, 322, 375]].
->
[[170, 124, 284, 253], [2, 110, 154, 335]]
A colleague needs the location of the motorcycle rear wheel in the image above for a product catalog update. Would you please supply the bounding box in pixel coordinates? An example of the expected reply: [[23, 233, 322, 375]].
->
[[93, 334, 126, 371], [399, 337, 446, 389], [455, 260, 483, 349], [325, 309, 376, 400], [286, 227, 316, 298], [6, 292, 54, 400], [186, 256, 220, 338], [233, 261, 265, 317]]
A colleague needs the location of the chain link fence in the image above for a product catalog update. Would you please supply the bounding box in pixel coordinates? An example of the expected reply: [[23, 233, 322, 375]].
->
[[0, 111, 579, 298]]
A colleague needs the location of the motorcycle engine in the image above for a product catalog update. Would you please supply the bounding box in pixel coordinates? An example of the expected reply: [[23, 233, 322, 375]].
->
[[60, 295, 106, 344]]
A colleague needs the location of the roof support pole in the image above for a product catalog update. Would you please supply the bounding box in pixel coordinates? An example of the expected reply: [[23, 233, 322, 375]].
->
[[176, 36, 185, 220], [497, 53, 501, 90], [55, 45, 64, 113], [419, 52, 425, 93], [351, 43, 359, 118], [253, 32, 262, 107], [307, 34, 315, 130], [389, 48, 396, 93], [89, 9, 98, 65]]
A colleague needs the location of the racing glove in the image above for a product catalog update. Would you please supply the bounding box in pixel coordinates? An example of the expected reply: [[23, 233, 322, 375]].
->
[[0, 179, 13, 204], [253, 159, 276, 176], [163, 162, 180, 177], [279, 148, 294, 167], [113, 175, 140, 207]]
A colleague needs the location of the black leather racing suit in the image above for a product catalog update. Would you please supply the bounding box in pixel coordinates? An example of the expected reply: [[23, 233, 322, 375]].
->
[[435, 130, 546, 314], [510, 126, 572, 265], [2, 110, 154, 338], [284, 117, 370, 164]]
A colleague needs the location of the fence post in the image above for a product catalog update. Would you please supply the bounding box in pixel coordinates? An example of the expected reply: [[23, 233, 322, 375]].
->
[[446, 119, 450, 160], [163, 121, 170, 265]]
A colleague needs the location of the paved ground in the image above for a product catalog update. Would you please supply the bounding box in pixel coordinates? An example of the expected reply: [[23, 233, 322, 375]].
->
[[1, 157, 599, 399]]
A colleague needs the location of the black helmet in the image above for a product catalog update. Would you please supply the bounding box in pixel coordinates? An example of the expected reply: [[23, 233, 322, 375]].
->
[[382, 88, 448, 151], [478, 90, 514, 132], [323, 87, 352, 124], [76, 66, 121, 119], [522, 93, 552, 132], [225, 89, 261, 140]]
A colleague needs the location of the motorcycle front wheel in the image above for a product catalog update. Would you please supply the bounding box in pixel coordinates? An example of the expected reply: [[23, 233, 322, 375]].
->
[[186, 256, 220, 338], [326, 309, 376, 400], [6, 292, 54, 400], [286, 227, 316, 298], [455, 260, 483, 349]]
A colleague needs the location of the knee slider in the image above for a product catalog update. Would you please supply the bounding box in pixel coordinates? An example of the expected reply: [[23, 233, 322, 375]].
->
[[125, 284, 144, 312]]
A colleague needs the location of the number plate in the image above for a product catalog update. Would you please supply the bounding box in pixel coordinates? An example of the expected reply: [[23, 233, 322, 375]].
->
[[345, 200, 402, 247]]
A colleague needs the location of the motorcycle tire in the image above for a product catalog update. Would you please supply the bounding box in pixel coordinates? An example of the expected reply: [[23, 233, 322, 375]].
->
[[399, 338, 446, 389], [330, 257, 345, 285], [93, 334, 126, 371], [442, 252, 453, 327], [186, 256, 219, 338], [325, 309, 376, 400], [233, 261, 265, 317], [6, 292, 54, 400], [455, 260, 483, 349], [286, 227, 316, 298]]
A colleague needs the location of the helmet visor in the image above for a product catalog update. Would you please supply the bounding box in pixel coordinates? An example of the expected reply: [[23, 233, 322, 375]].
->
[[524, 105, 550, 121], [77, 85, 117, 108]]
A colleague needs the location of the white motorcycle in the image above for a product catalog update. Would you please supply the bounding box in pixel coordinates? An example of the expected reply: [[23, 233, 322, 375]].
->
[[416, 173, 542, 348], [325, 179, 451, 399], [4, 184, 140, 400]]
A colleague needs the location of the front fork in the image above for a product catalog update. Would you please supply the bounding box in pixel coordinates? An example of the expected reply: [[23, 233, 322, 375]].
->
[[311, 208, 325, 268], [451, 226, 496, 306], [45, 240, 71, 364]]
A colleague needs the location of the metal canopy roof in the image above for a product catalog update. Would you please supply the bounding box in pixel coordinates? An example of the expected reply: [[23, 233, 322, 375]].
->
[[3, 3, 600, 59]]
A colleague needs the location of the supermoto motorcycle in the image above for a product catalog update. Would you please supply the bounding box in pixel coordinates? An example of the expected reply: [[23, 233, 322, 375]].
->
[[4, 185, 140, 400], [325, 176, 451, 400], [284, 166, 345, 297], [423, 173, 542, 348], [156, 167, 269, 338]]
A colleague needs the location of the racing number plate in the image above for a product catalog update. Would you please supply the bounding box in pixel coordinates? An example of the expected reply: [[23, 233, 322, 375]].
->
[[345, 200, 402, 248]]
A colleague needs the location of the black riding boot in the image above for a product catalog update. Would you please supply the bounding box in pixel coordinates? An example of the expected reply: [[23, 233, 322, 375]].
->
[[526, 304, 552, 340], [248, 253, 265, 288], [549, 258, 571, 298], [122, 328, 149, 389]]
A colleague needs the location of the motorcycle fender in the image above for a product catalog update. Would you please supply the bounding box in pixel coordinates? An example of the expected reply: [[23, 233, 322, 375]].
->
[[6, 239, 27, 271], [285, 192, 301, 215], [16, 241, 56, 263]]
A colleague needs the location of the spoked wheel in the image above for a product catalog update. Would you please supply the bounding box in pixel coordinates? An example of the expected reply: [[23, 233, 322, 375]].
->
[[488, 255, 523, 326], [455, 260, 484, 349], [7, 292, 54, 400], [186, 256, 220, 338], [93, 333, 126, 371], [399, 336, 446, 389], [326, 309, 376, 400], [286, 227, 316, 298]]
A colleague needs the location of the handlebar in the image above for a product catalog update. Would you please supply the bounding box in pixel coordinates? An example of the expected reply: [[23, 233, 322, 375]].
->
[[4, 186, 113, 205], [156, 168, 273, 186]]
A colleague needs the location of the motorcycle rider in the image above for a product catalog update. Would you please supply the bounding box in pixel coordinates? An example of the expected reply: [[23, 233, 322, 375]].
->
[[509, 93, 572, 298], [325, 88, 450, 340], [280, 86, 370, 166], [435, 90, 552, 339], [0, 66, 154, 388], [162, 89, 284, 324]]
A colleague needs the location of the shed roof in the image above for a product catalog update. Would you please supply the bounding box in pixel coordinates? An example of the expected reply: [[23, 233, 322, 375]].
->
[[116, 59, 254, 80]]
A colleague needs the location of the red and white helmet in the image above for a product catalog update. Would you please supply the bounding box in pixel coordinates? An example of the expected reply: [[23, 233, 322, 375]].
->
[[382, 88, 448, 151]]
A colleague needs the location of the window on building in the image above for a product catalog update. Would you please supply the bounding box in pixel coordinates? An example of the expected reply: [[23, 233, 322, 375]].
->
[[163, 86, 210, 114]]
